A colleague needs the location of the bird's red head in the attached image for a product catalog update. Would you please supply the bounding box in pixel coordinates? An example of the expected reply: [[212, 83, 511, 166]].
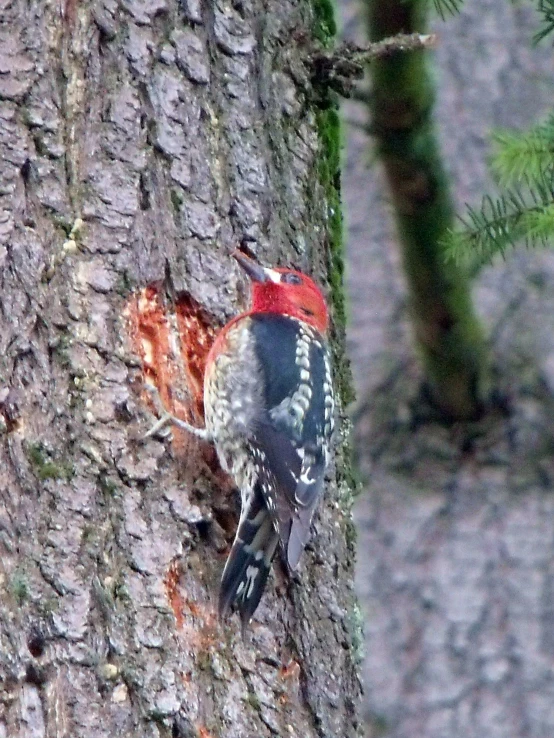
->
[[233, 250, 329, 334]]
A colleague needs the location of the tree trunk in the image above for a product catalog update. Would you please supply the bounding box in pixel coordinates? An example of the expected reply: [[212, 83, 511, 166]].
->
[[0, 2, 360, 736], [364, 0, 486, 420]]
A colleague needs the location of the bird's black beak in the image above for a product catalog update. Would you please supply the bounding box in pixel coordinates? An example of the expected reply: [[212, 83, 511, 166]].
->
[[232, 250, 269, 283]]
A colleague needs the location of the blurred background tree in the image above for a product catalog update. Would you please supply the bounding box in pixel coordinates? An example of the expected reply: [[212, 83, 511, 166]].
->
[[366, 0, 486, 421], [341, 0, 554, 735]]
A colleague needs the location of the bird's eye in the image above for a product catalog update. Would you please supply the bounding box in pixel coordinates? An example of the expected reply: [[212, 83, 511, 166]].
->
[[281, 273, 303, 286]]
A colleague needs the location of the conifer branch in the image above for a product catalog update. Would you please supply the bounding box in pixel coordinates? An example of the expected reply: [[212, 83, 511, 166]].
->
[[430, 0, 464, 19], [446, 110, 554, 268], [444, 179, 554, 266], [535, 0, 554, 43], [491, 115, 554, 185]]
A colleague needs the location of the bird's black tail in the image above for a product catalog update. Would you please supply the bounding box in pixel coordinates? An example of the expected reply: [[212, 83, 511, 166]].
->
[[218, 483, 279, 631]]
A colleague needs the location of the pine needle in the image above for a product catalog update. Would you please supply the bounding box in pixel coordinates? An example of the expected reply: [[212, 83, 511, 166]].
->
[[444, 178, 554, 266], [491, 115, 554, 186], [535, 0, 554, 43], [432, 0, 464, 19], [402, 0, 464, 20]]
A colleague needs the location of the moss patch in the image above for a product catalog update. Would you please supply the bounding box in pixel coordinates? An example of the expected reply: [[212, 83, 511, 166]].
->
[[312, 0, 337, 45], [311, 0, 354, 408], [10, 572, 29, 606], [27, 442, 73, 481], [316, 107, 345, 332], [310, 0, 358, 530]]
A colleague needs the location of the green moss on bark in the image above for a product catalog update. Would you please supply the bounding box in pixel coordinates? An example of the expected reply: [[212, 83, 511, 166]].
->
[[312, 0, 337, 45], [312, 2, 359, 578], [27, 442, 74, 481], [312, 0, 354, 406]]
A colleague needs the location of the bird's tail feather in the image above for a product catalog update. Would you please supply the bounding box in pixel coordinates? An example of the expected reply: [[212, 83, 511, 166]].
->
[[218, 484, 279, 630]]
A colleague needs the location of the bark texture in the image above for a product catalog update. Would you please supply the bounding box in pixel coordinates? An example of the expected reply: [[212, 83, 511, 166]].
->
[[0, 1, 360, 736], [340, 0, 554, 735]]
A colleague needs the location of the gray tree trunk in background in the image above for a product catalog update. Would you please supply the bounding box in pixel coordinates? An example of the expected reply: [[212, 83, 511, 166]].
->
[[0, 1, 360, 736], [341, 0, 554, 736]]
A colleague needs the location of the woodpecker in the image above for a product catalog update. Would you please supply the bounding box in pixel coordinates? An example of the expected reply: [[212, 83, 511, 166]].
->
[[153, 251, 334, 629]]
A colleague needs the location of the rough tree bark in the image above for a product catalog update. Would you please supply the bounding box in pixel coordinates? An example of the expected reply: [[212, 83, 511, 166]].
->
[[0, 1, 360, 737]]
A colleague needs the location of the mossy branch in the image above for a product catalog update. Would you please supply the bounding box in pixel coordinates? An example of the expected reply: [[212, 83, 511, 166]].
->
[[366, 0, 487, 420]]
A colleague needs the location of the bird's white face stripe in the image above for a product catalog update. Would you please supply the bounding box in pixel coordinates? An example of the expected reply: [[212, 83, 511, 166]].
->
[[263, 267, 281, 284]]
